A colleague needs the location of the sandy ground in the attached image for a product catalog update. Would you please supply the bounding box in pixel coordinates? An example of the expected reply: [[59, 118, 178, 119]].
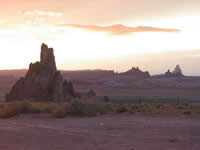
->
[[0, 113, 200, 150]]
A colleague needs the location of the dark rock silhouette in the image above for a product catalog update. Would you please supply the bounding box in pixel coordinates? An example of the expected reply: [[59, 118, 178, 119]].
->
[[6, 43, 75, 101], [173, 65, 183, 76], [119, 67, 150, 78], [164, 65, 184, 77]]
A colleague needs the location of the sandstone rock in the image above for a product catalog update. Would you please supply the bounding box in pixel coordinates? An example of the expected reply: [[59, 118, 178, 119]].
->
[[164, 65, 184, 77], [173, 65, 183, 76], [6, 43, 75, 101], [40, 43, 57, 73], [120, 67, 150, 78]]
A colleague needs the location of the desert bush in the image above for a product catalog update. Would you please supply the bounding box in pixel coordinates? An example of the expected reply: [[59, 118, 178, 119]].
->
[[31, 102, 55, 113], [16, 101, 32, 113], [190, 104, 200, 110], [183, 111, 192, 115], [16, 101, 57, 114], [105, 103, 114, 112], [154, 104, 163, 109], [28, 105, 41, 113], [16, 101, 42, 114], [175, 104, 185, 109], [136, 104, 153, 112], [103, 96, 110, 103], [69, 100, 107, 117], [131, 105, 139, 111], [51, 104, 68, 118], [0, 103, 19, 118], [116, 105, 128, 113]]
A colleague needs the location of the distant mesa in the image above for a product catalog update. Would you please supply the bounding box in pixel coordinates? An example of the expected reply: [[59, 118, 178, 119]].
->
[[119, 67, 150, 78], [6, 43, 76, 101], [164, 65, 184, 78]]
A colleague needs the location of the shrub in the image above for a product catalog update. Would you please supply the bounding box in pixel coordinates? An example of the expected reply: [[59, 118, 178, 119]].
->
[[103, 96, 110, 103], [183, 111, 192, 115], [104, 103, 114, 113], [69, 101, 107, 117], [191, 104, 200, 109], [51, 103, 70, 118], [116, 105, 128, 113], [16, 101, 32, 113], [51, 105, 67, 118], [131, 105, 139, 111], [136, 104, 153, 112], [31, 102, 55, 113], [17, 101, 57, 114], [175, 104, 185, 109], [155, 104, 163, 109], [0, 103, 19, 118], [41, 105, 54, 113], [28, 105, 41, 113]]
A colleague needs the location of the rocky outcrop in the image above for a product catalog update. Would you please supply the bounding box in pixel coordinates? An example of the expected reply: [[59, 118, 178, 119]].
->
[[173, 65, 183, 76], [119, 67, 150, 78], [6, 43, 75, 101], [164, 65, 184, 77], [164, 69, 172, 77]]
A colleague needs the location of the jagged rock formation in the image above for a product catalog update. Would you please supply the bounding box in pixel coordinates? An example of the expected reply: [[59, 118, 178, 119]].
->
[[6, 43, 75, 101], [119, 67, 150, 78], [164, 65, 184, 77]]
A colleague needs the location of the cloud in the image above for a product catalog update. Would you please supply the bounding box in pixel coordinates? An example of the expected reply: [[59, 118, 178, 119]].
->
[[0, 19, 6, 24], [24, 10, 63, 17], [191, 54, 200, 57], [58, 24, 181, 35]]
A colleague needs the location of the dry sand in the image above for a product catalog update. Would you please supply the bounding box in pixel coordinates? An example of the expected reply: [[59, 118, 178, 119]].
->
[[0, 113, 200, 150]]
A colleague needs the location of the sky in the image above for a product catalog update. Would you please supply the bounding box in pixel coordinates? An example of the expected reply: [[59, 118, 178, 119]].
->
[[0, 0, 200, 75]]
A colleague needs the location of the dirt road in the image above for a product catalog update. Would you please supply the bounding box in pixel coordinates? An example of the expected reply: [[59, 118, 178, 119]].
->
[[0, 114, 199, 150]]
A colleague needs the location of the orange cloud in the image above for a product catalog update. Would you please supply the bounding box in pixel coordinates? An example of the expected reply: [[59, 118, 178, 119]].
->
[[24, 10, 63, 17], [58, 24, 181, 35]]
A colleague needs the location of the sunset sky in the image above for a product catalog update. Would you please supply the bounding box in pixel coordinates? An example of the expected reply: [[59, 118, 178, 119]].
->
[[0, 0, 200, 75]]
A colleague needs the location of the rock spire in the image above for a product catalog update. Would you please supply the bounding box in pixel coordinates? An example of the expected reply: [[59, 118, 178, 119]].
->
[[6, 43, 75, 101]]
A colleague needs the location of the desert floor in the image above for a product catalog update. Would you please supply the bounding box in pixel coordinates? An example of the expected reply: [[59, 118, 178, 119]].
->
[[0, 113, 200, 150]]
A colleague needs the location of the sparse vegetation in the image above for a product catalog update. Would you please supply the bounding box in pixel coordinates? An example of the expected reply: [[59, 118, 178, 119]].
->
[[69, 100, 107, 117], [51, 104, 68, 118], [0, 103, 19, 118], [0, 98, 198, 119], [175, 104, 185, 109], [135, 104, 153, 112], [16, 101, 33, 113], [183, 111, 192, 115], [116, 105, 128, 113]]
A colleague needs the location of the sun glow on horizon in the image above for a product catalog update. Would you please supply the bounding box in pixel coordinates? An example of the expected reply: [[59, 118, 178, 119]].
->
[[0, 15, 200, 73]]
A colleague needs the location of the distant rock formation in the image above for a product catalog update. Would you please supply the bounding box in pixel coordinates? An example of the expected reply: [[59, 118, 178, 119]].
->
[[6, 43, 75, 101], [164, 65, 184, 77], [119, 67, 150, 78], [165, 69, 172, 77], [173, 65, 183, 76]]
